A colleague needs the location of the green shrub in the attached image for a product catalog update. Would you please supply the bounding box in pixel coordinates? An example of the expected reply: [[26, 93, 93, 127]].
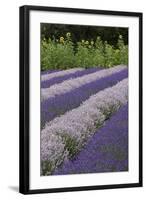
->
[[41, 35, 75, 70], [117, 35, 128, 65], [41, 33, 128, 71]]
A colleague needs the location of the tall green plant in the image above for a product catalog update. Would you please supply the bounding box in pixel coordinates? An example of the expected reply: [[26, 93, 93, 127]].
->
[[41, 33, 128, 71]]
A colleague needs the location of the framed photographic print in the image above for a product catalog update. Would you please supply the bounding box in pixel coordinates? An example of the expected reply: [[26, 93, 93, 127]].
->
[[19, 5, 143, 194]]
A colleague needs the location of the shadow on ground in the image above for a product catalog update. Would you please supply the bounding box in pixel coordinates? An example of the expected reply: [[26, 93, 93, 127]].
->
[[8, 186, 19, 193]]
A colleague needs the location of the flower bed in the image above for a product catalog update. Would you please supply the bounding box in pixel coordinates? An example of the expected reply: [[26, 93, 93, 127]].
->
[[41, 78, 128, 175], [41, 67, 102, 88], [41, 65, 126, 100], [41, 68, 128, 127], [54, 104, 128, 175]]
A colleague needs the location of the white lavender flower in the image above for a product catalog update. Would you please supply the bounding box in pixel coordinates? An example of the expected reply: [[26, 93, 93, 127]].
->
[[41, 65, 127, 101]]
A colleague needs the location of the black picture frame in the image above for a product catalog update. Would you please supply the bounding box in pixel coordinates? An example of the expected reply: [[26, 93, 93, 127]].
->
[[19, 5, 143, 194]]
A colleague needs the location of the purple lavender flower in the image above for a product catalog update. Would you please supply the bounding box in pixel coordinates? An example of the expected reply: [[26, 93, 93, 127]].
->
[[41, 79, 128, 175], [41, 68, 84, 82], [41, 65, 126, 101], [41, 68, 128, 127], [41, 69, 61, 75], [54, 104, 128, 175], [41, 67, 102, 88]]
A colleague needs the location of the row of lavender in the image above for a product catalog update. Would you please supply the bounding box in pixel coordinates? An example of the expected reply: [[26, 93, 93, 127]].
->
[[54, 103, 128, 175], [41, 66, 128, 175], [41, 65, 126, 100], [41, 66, 127, 128]]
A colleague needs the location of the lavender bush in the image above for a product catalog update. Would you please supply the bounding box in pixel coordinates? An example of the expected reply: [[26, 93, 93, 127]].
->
[[41, 68, 83, 81], [41, 65, 127, 101], [41, 68, 128, 127], [41, 78, 128, 175], [41, 69, 61, 75], [54, 104, 128, 175], [41, 67, 102, 88]]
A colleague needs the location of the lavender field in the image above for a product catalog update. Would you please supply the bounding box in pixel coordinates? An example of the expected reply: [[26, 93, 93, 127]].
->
[[40, 65, 128, 176]]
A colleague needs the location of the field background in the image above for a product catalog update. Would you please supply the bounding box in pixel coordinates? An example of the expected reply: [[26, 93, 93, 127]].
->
[[0, 0, 145, 200]]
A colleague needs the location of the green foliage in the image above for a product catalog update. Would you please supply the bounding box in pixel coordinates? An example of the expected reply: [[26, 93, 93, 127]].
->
[[41, 23, 128, 46], [41, 160, 53, 176], [61, 134, 79, 158], [117, 35, 128, 65], [41, 34, 75, 70], [41, 34, 128, 71]]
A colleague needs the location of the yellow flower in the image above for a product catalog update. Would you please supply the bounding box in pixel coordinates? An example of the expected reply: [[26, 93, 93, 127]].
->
[[119, 35, 123, 39], [81, 40, 85, 43], [91, 41, 94, 45], [85, 41, 89, 45], [60, 36, 64, 43], [108, 63, 112, 67], [66, 32, 71, 37]]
